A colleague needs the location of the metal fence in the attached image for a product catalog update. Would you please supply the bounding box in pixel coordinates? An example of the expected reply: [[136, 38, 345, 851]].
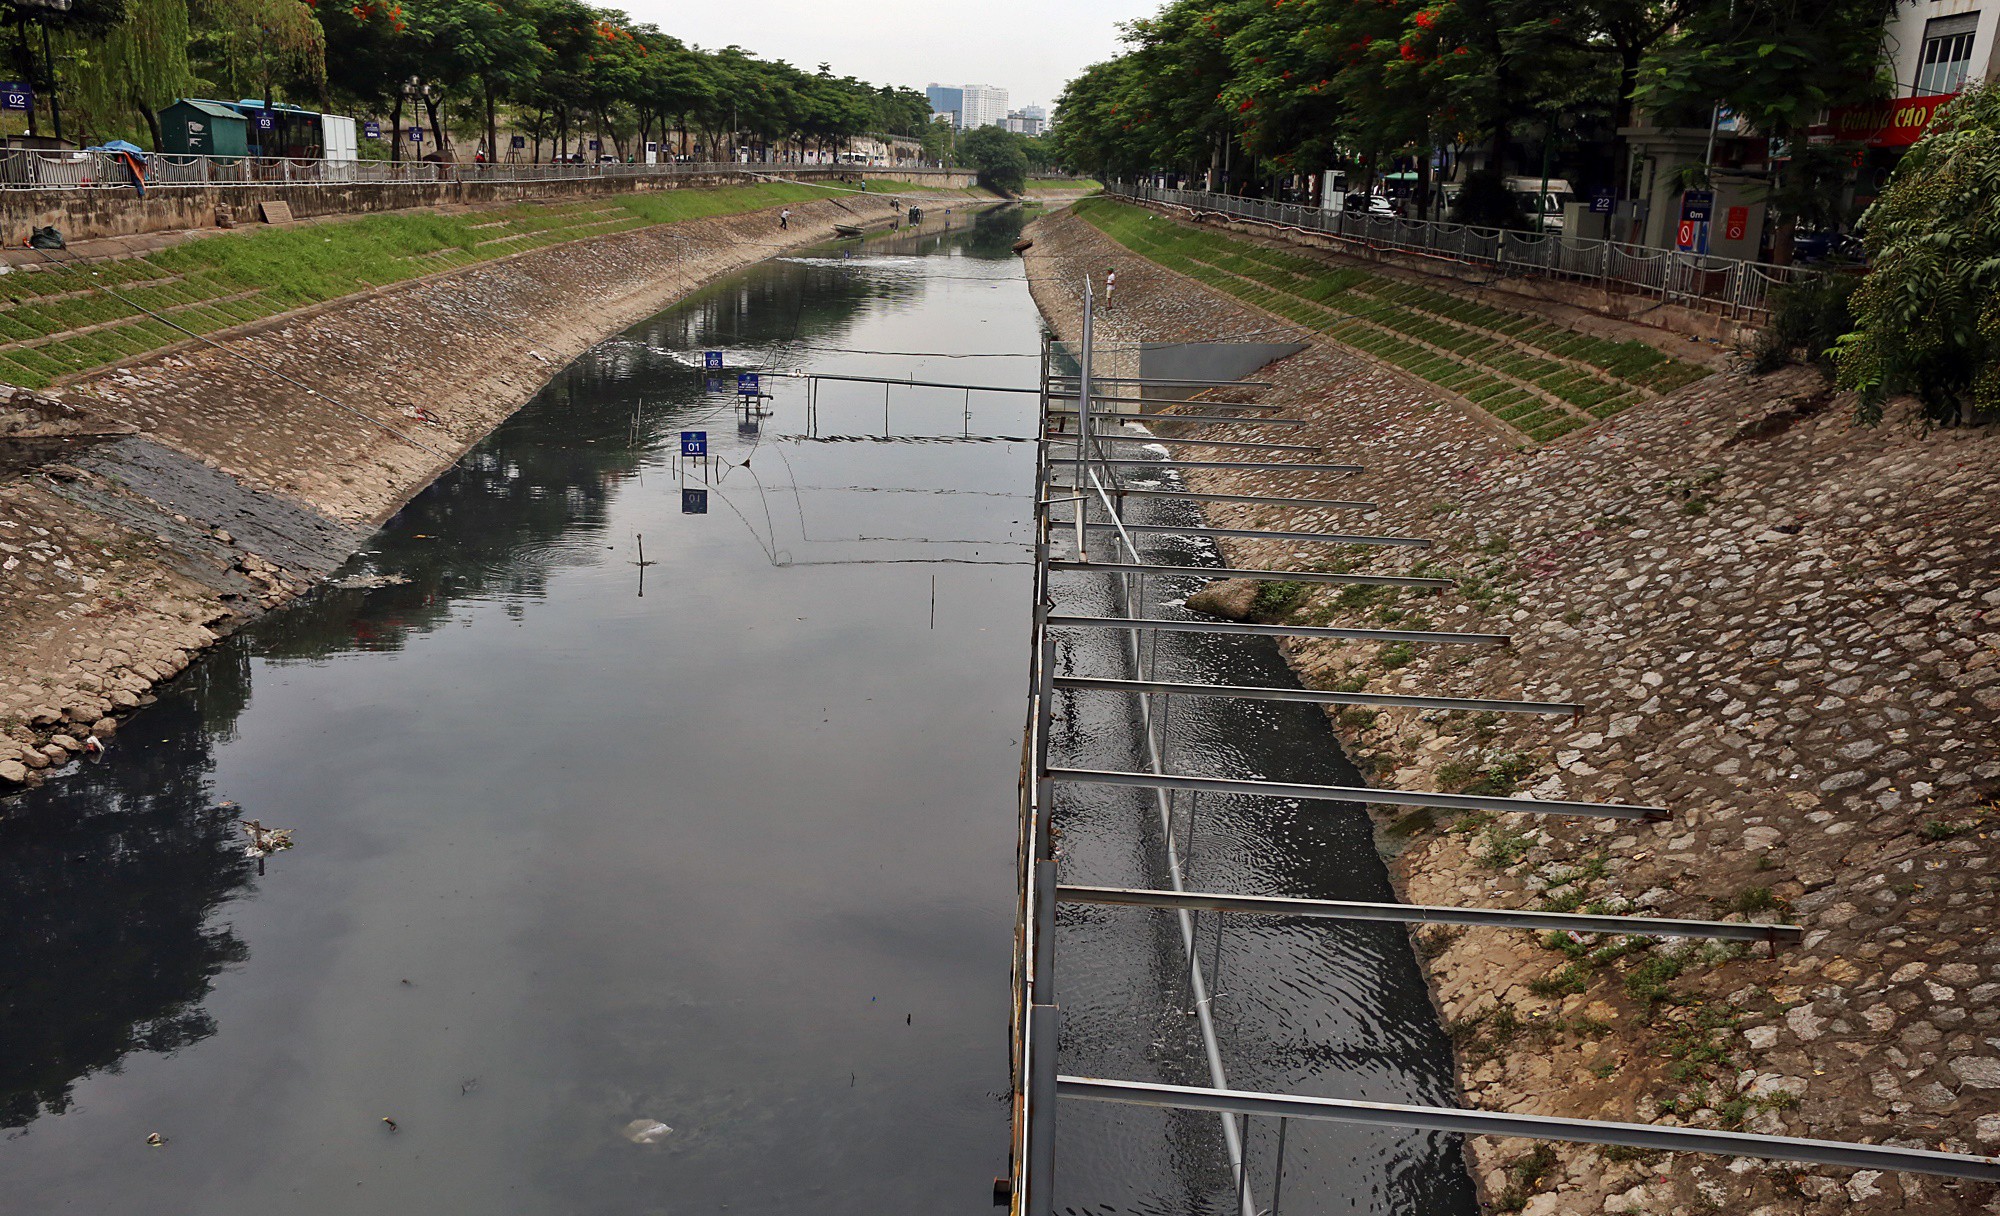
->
[[0, 149, 954, 191], [1111, 182, 1822, 321]]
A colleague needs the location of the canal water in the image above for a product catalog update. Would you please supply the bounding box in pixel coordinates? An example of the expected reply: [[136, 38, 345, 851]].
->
[[0, 206, 1472, 1215]]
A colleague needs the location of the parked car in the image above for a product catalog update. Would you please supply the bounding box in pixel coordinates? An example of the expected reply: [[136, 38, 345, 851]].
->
[[1341, 192, 1396, 217], [1790, 228, 1866, 264]]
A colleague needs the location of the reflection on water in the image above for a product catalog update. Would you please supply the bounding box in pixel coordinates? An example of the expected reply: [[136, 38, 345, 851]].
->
[[0, 661, 254, 1131], [1048, 485, 1477, 1216]]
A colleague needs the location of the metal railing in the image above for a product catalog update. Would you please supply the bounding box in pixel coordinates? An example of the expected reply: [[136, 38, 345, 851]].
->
[[1111, 182, 1822, 321], [0, 148, 957, 191], [1007, 272, 2000, 1215]]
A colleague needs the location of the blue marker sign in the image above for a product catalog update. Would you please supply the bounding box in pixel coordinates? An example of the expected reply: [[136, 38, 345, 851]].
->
[[589, 139, 602, 151], [363, 120, 382, 140], [680, 430, 708, 457], [256, 110, 277, 132], [510, 134, 526, 149], [408, 127, 424, 144], [736, 372, 760, 396], [0, 82, 34, 113], [705, 377, 722, 393], [682, 488, 709, 514], [703, 351, 724, 370], [1589, 189, 1614, 215]]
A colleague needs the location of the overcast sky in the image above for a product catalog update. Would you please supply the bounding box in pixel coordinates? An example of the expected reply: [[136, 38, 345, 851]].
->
[[619, 0, 1156, 112]]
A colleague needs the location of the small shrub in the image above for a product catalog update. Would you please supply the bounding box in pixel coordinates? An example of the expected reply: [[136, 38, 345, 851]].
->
[[1752, 274, 1859, 373], [1250, 579, 1310, 620]]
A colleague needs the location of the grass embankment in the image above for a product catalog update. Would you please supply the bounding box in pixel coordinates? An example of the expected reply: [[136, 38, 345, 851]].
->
[[1073, 197, 1709, 443], [1029, 178, 1101, 192], [0, 181, 840, 390]]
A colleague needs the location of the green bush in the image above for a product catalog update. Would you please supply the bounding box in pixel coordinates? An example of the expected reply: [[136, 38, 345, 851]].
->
[[1834, 83, 2000, 424], [1754, 274, 1860, 373]]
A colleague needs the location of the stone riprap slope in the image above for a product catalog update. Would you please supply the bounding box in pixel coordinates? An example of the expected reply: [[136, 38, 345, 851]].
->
[[1027, 206, 2000, 1216], [1072, 197, 1711, 443], [0, 191, 909, 783]]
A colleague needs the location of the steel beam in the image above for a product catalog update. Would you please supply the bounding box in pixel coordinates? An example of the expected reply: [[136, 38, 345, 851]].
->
[[1072, 521, 1426, 547], [1055, 676, 1579, 717], [1049, 560, 1447, 589], [1048, 767, 1669, 822], [1057, 1078, 2000, 1183], [1046, 614, 1505, 645], [1059, 885, 1801, 945]]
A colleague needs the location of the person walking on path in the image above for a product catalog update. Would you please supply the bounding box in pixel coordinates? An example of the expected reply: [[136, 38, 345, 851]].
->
[[779, 208, 791, 230]]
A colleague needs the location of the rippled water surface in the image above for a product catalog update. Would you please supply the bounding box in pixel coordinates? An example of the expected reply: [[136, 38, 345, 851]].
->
[[0, 205, 1471, 1215]]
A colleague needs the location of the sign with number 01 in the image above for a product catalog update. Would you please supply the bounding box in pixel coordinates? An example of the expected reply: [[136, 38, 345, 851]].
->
[[680, 431, 707, 457], [682, 488, 709, 515]]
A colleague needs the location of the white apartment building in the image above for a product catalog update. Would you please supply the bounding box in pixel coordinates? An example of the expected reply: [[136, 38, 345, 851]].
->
[[1884, 1, 2000, 97], [959, 85, 1010, 129]]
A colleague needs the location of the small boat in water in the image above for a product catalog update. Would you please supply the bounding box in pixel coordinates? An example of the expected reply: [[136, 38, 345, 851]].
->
[[833, 223, 865, 237]]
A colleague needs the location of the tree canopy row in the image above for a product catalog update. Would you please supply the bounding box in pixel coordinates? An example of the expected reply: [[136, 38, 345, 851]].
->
[[2, 0, 939, 159], [1051, 0, 1899, 225]]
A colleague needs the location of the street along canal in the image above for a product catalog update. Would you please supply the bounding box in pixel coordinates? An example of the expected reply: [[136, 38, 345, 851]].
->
[[0, 205, 1470, 1214]]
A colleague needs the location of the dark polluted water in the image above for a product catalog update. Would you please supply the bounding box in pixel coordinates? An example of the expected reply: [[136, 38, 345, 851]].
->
[[0, 206, 1472, 1215]]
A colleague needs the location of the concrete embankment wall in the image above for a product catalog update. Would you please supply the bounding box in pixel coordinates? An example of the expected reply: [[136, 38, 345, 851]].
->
[[0, 166, 982, 245], [1025, 206, 2000, 1216], [0, 191, 919, 784]]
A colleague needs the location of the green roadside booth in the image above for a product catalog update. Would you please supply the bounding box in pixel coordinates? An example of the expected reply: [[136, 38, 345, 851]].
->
[[157, 99, 250, 157]]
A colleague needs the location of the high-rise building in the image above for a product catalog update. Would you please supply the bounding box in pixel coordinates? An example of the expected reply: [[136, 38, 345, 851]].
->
[[925, 84, 964, 128], [928, 83, 1009, 129]]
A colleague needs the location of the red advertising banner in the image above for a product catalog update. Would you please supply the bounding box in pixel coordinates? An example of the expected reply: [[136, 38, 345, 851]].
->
[[1824, 94, 1955, 147]]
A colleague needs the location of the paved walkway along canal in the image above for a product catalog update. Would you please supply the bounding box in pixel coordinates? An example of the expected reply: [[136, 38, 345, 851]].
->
[[0, 206, 1467, 1213]]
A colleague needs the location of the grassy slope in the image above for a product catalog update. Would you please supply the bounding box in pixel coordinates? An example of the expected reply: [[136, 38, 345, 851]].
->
[[0, 182, 841, 390], [1072, 197, 1708, 443], [1029, 178, 1101, 191]]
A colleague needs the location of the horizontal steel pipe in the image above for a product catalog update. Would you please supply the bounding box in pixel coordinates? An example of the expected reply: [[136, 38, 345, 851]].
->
[[1076, 520, 1423, 547], [1048, 395, 1284, 409], [803, 372, 1039, 393], [1048, 767, 1668, 821], [1045, 615, 1500, 645], [1054, 676, 1579, 716], [1048, 560, 1445, 588], [1093, 489, 1376, 511], [1045, 375, 1272, 388], [1057, 1078, 2000, 1183], [1060, 459, 1362, 473], [1058, 885, 1800, 944], [1049, 435, 1323, 453], [1046, 411, 1307, 426]]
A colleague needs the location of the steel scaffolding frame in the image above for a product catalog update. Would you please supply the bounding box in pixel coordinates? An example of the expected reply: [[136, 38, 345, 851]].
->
[[1007, 283, 2000, 1215]]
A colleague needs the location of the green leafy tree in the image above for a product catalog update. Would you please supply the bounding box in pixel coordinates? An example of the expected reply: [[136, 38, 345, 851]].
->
[[1833, 85, 2000, 426], [960, 123, 1028, 193]]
